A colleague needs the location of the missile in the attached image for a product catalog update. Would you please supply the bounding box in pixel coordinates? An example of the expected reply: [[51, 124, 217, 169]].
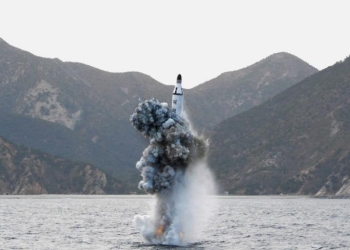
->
[[172, 74, 184, 117]]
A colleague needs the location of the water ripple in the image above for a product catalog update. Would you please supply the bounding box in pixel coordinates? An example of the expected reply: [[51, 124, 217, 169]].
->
[[0, 195, 350, 249]]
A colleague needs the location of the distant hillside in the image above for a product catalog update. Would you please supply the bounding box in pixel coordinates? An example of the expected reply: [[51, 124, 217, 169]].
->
[[186, 52, 318, 129], [0, 38, 317, 190], [0, 37, 167, 180], [209, 56, 350, 197], [0, 136, 124, 195]]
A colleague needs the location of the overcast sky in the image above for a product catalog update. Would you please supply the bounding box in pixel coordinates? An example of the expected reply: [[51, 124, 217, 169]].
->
[[1, 0, 349, 88]]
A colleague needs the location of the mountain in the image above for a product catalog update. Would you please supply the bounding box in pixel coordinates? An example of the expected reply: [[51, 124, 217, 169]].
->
[[186, 52, 318, 129], [209, 56, 350, 197], [0, 136, 124, 194], [0, 38, 317, 190], [0, 37, 170, 180]]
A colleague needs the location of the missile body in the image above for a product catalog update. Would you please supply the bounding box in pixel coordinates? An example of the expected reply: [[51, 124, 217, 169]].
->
[[172, 74, 184, 117]]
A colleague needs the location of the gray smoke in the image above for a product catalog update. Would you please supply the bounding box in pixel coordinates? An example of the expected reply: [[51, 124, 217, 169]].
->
[[130, 98, 215, 245], [130, 98, 207, 195]]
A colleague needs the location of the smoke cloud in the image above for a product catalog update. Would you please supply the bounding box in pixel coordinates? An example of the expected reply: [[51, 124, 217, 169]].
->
[[130, 99, 216, 245]]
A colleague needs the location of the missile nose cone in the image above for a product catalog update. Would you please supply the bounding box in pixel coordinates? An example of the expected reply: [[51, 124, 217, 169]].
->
[[177, 74, 182, 83]]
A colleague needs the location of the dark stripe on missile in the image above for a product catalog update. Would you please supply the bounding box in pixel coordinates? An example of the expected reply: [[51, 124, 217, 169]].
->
[[173, 93, 183, 96]]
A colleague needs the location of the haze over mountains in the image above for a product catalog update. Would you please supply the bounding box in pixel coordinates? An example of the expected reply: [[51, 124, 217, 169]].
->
[[209, 56, 350, 197], [186, 52, 317, 128], [0, 136, 123, 195], [0, 37, 321, 194]]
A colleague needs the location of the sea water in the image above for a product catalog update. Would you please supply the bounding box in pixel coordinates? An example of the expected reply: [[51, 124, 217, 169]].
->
[[0, 195, 349, 249]]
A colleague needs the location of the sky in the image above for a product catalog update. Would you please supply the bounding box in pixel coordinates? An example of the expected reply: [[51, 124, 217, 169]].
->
[[1, 0, 350, 89]]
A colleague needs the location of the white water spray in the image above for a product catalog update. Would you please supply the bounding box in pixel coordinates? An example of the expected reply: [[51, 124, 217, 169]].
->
[[130, 99, 217, 245]]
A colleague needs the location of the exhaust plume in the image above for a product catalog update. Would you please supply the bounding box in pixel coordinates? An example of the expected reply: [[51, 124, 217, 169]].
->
[[130, 99, 216, 245]]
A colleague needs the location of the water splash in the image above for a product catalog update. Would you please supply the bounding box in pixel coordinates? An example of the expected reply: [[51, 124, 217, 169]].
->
[[130, 99, 216, 245]]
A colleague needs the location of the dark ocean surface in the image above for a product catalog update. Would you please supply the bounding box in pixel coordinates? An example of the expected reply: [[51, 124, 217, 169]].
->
[[0, 195, 349, 249]]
